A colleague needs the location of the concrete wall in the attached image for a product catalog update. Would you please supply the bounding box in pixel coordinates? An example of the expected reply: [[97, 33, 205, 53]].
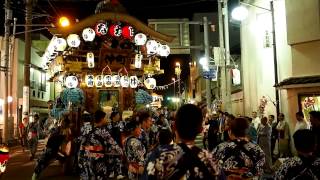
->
[[240, 0, 292, 117]]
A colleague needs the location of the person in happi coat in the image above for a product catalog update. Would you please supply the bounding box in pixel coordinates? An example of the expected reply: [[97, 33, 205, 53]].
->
[[79, 110, 122, 180]]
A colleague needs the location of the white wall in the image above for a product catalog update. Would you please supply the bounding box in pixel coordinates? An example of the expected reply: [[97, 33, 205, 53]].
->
[[240, 0, 292, 117]]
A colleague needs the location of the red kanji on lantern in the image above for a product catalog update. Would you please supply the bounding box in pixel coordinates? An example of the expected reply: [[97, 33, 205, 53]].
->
[[95, 22, 108, 36], [122, 26, 135, 39], [109, 24, 122, 37]]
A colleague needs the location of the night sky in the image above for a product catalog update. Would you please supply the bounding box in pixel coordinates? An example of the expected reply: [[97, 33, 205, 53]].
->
[[0, 0, 238, 102]]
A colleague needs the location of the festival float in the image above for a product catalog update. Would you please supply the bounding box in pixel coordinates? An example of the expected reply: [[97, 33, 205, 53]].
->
[[41, 0, 172, 171]]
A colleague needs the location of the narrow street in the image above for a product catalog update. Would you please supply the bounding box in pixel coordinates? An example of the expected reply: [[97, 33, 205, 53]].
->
[[3, 140, 78, 180]]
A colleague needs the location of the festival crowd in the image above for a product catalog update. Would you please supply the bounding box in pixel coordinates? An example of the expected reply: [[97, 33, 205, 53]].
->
[[18, 104, 320, 180]]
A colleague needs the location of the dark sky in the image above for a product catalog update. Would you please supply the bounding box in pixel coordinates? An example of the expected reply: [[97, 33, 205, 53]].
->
[[0, 0, 239, 101]]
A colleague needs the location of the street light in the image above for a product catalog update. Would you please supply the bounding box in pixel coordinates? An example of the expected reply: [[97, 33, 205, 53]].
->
[[59, 16, 70, 27], [231, 0, 280, 116]]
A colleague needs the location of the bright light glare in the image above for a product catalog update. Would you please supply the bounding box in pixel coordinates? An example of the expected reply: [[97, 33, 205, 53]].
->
[[7, 96, 13, 103], [199, 57, 209, 71], [59, 17, 70, 27], [231, 6, 249, 21], [176, 62, 180, 67]]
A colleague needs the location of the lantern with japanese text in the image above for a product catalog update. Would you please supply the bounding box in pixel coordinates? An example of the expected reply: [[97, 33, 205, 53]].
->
[[104, 75, 112, 87], [159, 44, 170, 57], [112, 75, 121, 87], [95, 75, 104, 88], [129, 76, 139, 88], [120, 76, 129, 88], [134, 33, 147, 46], [144, 77, 156, 89], [53, 38, 67, 52], [67, 34, 81, 48], [86, 75, 95, 87], [134, 54, 143, 69], [65, 75, 79, 89], [146, 40, 158, 55], [86, 52, 95, 68], [82, 27, 96, 42], [95, 23, 108, 36], [122, 26, 134, 39], [109, 24, 122, 37]]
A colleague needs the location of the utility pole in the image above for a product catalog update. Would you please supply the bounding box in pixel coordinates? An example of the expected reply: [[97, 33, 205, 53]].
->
[[203, 16, 211, 112], [3, 0, 11, 143], [23, 0, 33, 118], [218, 0, 232, 112], [223, 0, 232, 112]]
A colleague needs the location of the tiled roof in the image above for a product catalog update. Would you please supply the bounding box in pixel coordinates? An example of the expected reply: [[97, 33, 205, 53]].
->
[[275, 75, 320, 88]]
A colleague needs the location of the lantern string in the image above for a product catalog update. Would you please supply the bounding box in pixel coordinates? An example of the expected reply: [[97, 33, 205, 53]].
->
[[101, 65, 112, 75]]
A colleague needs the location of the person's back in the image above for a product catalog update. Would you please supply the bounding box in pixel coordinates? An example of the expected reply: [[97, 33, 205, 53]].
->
[[275, 129, 320, 180], [213, 117, 265, 178], [143, 104, 222, 180]]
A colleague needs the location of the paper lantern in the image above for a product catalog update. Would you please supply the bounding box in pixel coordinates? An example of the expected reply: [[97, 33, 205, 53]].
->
[[109, 24, 122, 37], [86, 52, 95, 68], [129, 76, 139, 88], [122, 26, 134, 39], [86, 75, 95, 87], [134, 33, 147, 46], [156, 42, 162, 55], [82, 27, 96, 41], [95, 75, 104, 88], [144, 77, 156, 89], [53, 38, 67, 52], [134, 54, 143, 68], [104, 75, 112, 87], [67, 34, 81, 48], [95, 23, 108, 36], [146, 40, 158, 55], [120, 76, 129, 88], [112, 75, 121, 87], [159, 44, 170, 57], [65, 76, 78, 89]]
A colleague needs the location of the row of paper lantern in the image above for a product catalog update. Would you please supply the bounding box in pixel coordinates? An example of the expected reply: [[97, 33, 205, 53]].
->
[[84, 75, 157, 89], [64, 74, 157, 90]]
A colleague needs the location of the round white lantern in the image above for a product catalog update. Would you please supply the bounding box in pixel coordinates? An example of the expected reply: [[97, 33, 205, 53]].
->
[[53, 38, 67, 52], [82, 27, 96, 42], [146, 40, 158, 55], [104, 75, 112, 87], [86, 75, 95, 87], [159, 44, 171, 57], [144, 77, 156, 89], [95, 75, 104, 88], [86, 52, 95, 68], [120, 76, 129, 88], [134, 54, 143, 69], [134, 33, 147, 46], [67, 34, 81, 48], [65, 76, 78, 89], [129, 76, 139, 88], [95, 23, 108, 36], [112, 75, 121, 87]]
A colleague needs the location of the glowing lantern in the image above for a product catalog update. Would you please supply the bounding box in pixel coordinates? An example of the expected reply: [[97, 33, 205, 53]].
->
[[95, 75, 103, 88], [109, 24, 122, 37], [122, 26, 134, 39], [65, 76, 79, 89], [156, 42, 162, 55], [120, 76, 129, 88], [82, 27, 96, 42], [86, 52, 95, 68], [95, 23, 108, 36], [53, 38, 67, 52], [159, 44, 171, 57], [146, 40, 158, 55], [112, 75, 121, 87], [67, 34, 81, 48], [129, 76, 139, 88], [144, 77, 156, 89], [104, 75, 112, 87], [134, 33, 147, 46], [134, 54, 143, 69], [86, 75, 95, 87]]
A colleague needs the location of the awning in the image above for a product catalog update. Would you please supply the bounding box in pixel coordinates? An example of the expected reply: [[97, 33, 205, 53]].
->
[[275, 75, 320, 89]]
